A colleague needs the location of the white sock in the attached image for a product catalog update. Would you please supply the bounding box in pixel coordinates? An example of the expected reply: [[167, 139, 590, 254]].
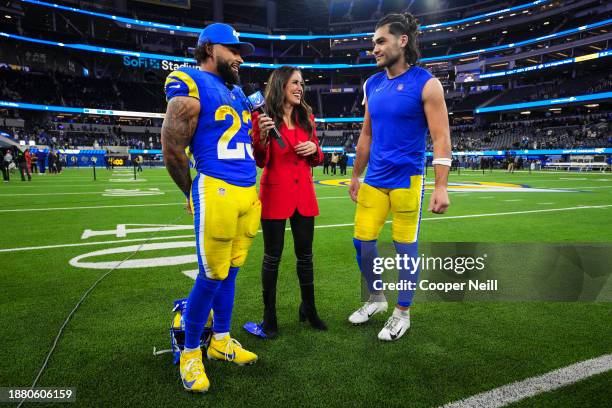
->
[[183, 347, 200, 354], [369, 293, 387, 303], [393, 307, 410, 320], [214, 332, 229, 341]]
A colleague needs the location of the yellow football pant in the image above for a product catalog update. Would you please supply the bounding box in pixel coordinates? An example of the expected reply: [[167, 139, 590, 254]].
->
[[354, 175, 425, 243], [190, 174, 261, 280]]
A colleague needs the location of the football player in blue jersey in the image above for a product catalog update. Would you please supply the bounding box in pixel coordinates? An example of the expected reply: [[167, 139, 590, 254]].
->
[[161, 23, 261, 392], [348, 13, 452, 341]]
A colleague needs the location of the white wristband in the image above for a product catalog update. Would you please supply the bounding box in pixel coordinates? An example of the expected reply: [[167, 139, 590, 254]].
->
[[432, 158, 452, 167]]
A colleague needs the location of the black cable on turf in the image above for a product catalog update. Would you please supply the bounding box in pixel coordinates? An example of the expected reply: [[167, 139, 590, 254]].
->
[[16, 212, 188, 408]]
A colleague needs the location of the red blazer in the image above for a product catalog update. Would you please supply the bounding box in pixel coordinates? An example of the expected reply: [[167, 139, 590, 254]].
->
[[252, 111, 324, 220]]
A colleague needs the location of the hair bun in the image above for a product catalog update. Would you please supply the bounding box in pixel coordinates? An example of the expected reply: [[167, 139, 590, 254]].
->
[[402, 12, 419, 33]]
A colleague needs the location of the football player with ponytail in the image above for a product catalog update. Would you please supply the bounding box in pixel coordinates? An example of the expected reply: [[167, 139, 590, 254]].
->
[[348, 13, 452, 341]]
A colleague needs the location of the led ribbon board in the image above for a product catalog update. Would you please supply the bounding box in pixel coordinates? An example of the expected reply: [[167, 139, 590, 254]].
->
[[18, 0, 551, 40], [2, 18, 610, 68], [479, 50, 612, 80], [474, 91, 612, 113], [2, 92, 611, 119]]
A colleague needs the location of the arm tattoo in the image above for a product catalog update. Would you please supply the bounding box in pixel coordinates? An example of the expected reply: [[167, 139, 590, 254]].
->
[[161, 97, 199, 197]]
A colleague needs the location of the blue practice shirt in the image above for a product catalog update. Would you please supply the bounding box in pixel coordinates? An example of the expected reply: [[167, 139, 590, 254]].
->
[[364, 66, 434, 189]]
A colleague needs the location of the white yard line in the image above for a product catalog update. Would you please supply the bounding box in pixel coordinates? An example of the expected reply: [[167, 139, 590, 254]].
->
[[0, 182, 180, 188], [0, 202, 184, 213], [441, 354, 612, 408], [571, 186, 612, 190], [450, 171, 611, 176], [2, 204, 610, 253], [0, 192, 105, 196], [421, 205, 610, 221], [0, 190, 174, 197], [0, 234, 194, 253]]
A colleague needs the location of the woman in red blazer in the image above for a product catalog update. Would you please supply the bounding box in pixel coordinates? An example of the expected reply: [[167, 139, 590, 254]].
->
[[245, 66, 326, 339]]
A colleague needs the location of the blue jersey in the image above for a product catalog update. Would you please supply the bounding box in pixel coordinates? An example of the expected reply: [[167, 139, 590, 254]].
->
[[364, 66, 434, 189], [164, 67, 255, 187]]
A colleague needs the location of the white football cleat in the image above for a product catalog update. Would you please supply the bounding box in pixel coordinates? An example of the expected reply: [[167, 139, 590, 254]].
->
[[348, 300, 388, 324], [377, 313, 410, 341]]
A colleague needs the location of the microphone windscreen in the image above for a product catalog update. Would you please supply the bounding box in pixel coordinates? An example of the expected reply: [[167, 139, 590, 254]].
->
[[246, 91, 266, 111]]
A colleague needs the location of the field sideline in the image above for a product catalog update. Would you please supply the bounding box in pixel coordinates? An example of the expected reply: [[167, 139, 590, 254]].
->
[[1, 167, 610, 407]]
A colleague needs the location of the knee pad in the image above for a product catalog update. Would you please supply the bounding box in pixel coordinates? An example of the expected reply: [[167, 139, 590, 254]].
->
[[230, 248, 248, 268], [203, 260, 231, 280]]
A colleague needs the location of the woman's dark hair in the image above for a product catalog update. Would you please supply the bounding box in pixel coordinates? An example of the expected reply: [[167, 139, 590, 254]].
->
[[375, 12, 420, 65], [264, 66, 313, 138]]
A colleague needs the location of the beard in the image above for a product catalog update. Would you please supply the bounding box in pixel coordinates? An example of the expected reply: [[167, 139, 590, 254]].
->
[[378, 51, 401, 68], [217, 59, 239, 86]]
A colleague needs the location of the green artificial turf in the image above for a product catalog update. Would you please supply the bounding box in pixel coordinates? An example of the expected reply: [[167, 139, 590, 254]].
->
[[0, 167, 610, 407]]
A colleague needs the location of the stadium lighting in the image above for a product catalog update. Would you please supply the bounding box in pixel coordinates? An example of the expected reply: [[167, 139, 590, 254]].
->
[[520, 111, 531, 115], [585, 104, 599, 108], [4, 15, 11, 19], [29, 140, 36, 146]]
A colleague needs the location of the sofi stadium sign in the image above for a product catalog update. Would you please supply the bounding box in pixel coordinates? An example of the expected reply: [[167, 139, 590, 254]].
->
[[122, 56, 197, 71]]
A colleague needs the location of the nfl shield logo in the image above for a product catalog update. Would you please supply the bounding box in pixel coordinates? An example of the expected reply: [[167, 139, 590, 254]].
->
[[247, 91, 265, 110], [218, 188, 226, 196], [397, 83, 404, 91]]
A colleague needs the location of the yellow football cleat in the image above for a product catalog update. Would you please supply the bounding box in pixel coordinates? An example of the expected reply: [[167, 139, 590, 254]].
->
[[179, 348, 210, 393], [207, 335, 258, 366]]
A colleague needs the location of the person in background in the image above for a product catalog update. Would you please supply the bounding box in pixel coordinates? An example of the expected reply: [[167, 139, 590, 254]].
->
[[1, 148, 11, 182], [323, 153, 330, 174], [31, 151, 38, 174], [330, 152, 338, 174], [17, 148, 31, 182]]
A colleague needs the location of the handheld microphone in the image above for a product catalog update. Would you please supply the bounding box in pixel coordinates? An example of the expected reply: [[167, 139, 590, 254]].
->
[[243, 84, 285, 148]]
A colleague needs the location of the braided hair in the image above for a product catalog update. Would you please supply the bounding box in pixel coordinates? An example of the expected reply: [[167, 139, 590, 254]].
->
[[375, 12, 420, 65]]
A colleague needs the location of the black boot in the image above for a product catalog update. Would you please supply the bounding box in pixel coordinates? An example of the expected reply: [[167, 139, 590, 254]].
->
[[261, 289, 278, 339], [261, 254, 280, 338], [297, 254, 327, 331]]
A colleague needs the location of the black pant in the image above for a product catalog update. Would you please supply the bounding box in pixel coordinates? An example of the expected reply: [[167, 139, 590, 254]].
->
[[261, 210, 315, 290], [19, 163, 31, 181], [259, 210, 316, 332], [1, 164, 8, 182], [261, 210, 314, 260]]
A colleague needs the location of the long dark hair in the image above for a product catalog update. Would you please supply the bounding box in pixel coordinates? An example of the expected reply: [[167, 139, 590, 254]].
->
[[264, 66, 313, 138], [375, 12, 420, 65]]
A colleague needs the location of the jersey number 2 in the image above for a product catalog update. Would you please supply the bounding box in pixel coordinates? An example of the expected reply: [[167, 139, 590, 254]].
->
[[215, 105, 254, 160]]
